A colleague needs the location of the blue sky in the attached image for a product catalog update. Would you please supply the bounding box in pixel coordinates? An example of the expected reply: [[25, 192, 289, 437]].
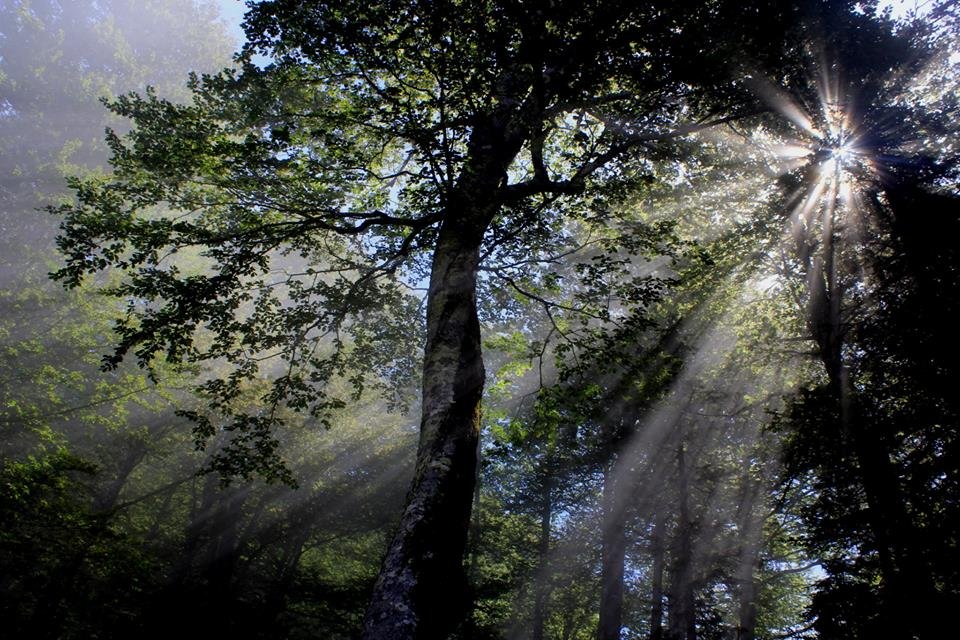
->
[[216, 0, 246, 46]]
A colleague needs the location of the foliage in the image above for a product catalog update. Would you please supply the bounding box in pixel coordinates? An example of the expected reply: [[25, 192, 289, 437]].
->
[[0, 1, 958, 639], [0, 450, 158, 638], [768, 9, 960, 636]]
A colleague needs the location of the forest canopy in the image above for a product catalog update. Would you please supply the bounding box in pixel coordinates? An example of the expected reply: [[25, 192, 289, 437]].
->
[[1, 1, 958, 639]]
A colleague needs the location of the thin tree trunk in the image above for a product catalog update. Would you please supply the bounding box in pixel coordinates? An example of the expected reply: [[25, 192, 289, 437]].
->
[[598, 454, 628, 640], [532, 467, 553, 640], [649, 510, 666, 640], [734, 483, 761, 640], [263, 527, 310, 624], [204, 485, 245, 595], [145, 484, 177, 544], [461, 436, 486, 640], [94, 444, 146, 512], [467, 439, 484, 584], [177, 471, 220, 582], [667, 445, 696, 640]]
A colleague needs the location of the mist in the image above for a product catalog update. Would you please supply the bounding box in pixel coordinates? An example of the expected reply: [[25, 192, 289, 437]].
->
[[1, 2, 958, 640]]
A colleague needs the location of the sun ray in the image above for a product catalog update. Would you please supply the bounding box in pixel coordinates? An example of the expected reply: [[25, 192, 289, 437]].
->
[[748, 77, 823, 138]]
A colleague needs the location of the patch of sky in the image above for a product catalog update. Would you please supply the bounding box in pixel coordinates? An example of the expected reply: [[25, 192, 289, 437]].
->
[[215, 0, 247, 48], [215, 0, 271, 67]]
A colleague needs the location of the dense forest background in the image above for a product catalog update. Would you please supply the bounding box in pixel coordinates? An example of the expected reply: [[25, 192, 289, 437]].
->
[[1, 1, 958, 639]]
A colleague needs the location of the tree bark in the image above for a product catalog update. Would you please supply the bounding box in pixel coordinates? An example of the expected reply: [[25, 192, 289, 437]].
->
[[649, 510, 666, 640], [597, 454, 628, 640], [362, 170, 499, 639], [667, 445, 696, 640], [531, 455, 556, 640]]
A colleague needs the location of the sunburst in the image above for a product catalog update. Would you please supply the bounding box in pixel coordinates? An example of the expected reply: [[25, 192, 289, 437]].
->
[[746, 68, 882, 195], [741, 67, 892, 252]]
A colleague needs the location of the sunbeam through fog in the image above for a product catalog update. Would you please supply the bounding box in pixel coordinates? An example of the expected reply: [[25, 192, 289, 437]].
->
[[1, 2, 958, 640]]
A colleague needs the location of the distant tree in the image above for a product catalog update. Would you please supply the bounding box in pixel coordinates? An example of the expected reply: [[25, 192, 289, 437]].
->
[[0, 0, 233, 458], [51, 1, 897, 637], [0, 0, 232, 269], [0, 2, 233, 637]]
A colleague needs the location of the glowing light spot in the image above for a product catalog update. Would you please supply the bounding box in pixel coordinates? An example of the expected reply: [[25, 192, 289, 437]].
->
[[746, 67, 884, 252], [831, 144, 854, 163]]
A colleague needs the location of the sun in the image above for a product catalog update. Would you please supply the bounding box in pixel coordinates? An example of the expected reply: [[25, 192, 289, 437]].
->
[[735, 67, 896, 302], [827, 140, 855, 166], [813, 110, 868, 182], [746, 70, 876, 190], [739, 68, 894, 247]]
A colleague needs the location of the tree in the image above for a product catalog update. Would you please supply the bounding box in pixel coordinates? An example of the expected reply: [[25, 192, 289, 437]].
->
[[757, 6, 960, 635], [0, 5, 235, 636], [0, 0, 235, 477], [52, 1, 882, 637]]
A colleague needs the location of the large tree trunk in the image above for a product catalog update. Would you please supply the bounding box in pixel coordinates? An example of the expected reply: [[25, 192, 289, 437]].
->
[[807, 193, 942, 636], [361, 101, 527, 637], [362, 191, 493, 640]]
